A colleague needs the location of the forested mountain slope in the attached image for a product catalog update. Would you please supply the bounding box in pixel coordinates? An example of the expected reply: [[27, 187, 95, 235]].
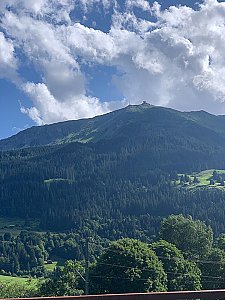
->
[[2, 103, 225, 236]]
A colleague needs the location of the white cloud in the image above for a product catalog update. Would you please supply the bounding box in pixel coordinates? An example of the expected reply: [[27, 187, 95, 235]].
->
[[21, 82, 110, 124], [77, 0, 114, 11], [0, 32, 19, 83], [110, 0, 225, 113], [126, 0, 151, 11], [2, 0, 225, 125], [60, 23, 117, 63], [0, 2, 117, 125], [0, 0, 74, 23]]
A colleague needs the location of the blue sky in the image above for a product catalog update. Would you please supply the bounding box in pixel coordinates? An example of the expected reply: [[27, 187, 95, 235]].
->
[[1, 0, 225, 140]]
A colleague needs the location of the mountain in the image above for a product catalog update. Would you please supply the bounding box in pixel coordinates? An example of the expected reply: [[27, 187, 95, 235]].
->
[[2, 102, 225, 151], [2, 103, 225, 237]]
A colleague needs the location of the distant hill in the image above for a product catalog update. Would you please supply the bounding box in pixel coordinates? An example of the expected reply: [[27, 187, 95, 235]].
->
[[2, 102, 225, 151]]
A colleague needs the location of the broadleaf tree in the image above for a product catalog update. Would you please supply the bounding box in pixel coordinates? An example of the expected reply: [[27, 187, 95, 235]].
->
[[151, 240, 202, 291], [159, 215, 213, 258], [90, 238, 167, 294]]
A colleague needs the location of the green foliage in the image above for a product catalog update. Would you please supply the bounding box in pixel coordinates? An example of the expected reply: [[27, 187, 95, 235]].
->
[[0, 230, 48, 277], [177, 260, 202, 291], [216, 234, 225, 251], [38, 260, 84, 296], [0, 229, 106, 276], [159, 215, 213, 258], [151, 240, 201, 291], [90, 238, 167, 294], [200, 248, 225, 289], [3, 218, 225, 295], [0, 281, 37, 298]]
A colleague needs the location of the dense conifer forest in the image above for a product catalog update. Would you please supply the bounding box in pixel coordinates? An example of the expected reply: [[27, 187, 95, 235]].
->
[[2, 137, 225, 234], [2, 105, 225, 234]]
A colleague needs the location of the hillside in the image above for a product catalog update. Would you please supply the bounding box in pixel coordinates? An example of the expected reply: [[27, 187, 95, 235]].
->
[[2, 103, 225, 238], [2, 103, 225, 151]]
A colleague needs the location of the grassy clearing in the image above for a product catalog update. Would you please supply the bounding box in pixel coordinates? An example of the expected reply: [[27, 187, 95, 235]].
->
[[44, 261, 58, 272], [177, 169, 225, 190], [44, 257, 65, 272], [0, 262, 62, 287], [193, 170, 213, 186], [0, 274, 38, 287]]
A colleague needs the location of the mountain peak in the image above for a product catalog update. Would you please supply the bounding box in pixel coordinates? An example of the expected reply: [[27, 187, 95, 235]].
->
[[125, 101, 154, 112], [1, 104, 225, 151]]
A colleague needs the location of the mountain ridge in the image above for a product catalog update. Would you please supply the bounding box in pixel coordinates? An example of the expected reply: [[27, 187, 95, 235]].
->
[[1, 102, 225, 151]]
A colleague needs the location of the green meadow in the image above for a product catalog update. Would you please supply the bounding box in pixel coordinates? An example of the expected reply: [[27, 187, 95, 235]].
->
[[177, 169, 225, 190], [0, 274, 38, 286]]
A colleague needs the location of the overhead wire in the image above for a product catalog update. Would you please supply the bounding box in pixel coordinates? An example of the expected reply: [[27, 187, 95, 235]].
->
[[95, 261, 225, 281], [86, 240, 225, 284], [89, 274, 225, 287], [88, 239, 225, 266]]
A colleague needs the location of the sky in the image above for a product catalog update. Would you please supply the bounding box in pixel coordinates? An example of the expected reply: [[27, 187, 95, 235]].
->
[[1, 0, 225, 139]]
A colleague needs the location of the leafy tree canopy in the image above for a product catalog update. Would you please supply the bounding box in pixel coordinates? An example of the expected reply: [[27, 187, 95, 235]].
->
[[38, 260, 84, 296], [0, 282, 37, 298], [216, 234, 225, 251], [200, 247, 225, 289], [159, 215, 213, 258], [90, 238, 167, 294], [151, 240, 201, 291]]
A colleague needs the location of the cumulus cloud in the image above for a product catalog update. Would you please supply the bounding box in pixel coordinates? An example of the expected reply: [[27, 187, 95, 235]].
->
[[0, 32, 19, 83], [125, 0, 151, 11], [0, 5, 110, 124], [21, 82, 110, 124], [0, 0, 74, 23], [2, 0, 225, 125], [110, 0, 225, 113], [77, 0, 114, 11], [61, 24, 120, 66]]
